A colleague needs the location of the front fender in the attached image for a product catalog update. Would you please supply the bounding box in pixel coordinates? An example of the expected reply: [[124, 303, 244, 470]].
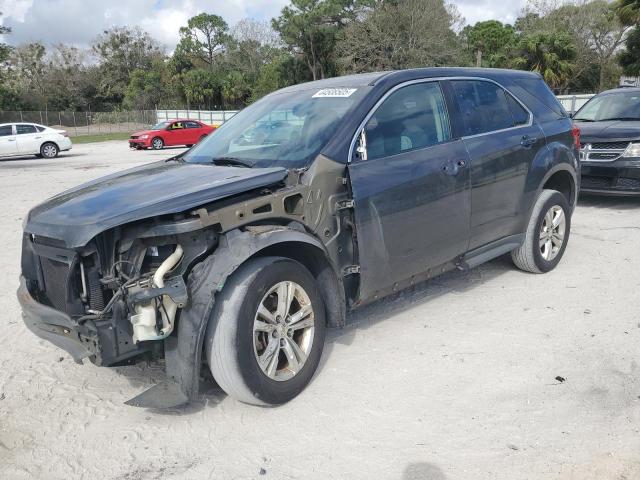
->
[[137, 226, 334, 407]]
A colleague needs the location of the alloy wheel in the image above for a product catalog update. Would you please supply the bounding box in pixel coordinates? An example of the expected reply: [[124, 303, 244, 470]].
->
[[539, 205, 565, 261], [253, 281, 315, 382]]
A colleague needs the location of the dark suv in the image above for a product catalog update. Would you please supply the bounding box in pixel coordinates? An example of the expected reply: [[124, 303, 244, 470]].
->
[[18, 68, 579, 407], [574, 87, 640, 195]]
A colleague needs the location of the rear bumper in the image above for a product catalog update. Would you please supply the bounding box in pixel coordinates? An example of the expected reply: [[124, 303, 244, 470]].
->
[[18, 276, 93, 362], [59, 138, 73, 151], [580, 159, 640, 195]]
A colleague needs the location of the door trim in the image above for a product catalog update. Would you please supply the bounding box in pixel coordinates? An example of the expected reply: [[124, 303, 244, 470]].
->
[[348, 76, 535, 162]]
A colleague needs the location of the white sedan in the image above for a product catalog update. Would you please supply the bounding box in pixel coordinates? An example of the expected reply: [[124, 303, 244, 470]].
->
[[0, 123, 72, 159]]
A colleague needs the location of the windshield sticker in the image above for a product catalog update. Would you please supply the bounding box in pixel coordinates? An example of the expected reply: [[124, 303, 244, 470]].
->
[[313, 88, 357, 98]]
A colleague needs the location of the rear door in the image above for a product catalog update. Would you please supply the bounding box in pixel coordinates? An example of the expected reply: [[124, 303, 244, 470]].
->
[[15, 124, 41, 154], [0, 124, 18, 156], [185, 121, 203, 144], [348, 80, 471, 299], [447, 79, 545, 250]]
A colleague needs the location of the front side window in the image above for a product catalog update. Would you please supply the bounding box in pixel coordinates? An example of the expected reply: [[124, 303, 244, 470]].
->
[[363, 82, 451, 161], [0, 125, 13, 137], [16, 124, 37, 135], [171, 122, 184, 129], [452, 80, 516, 136]]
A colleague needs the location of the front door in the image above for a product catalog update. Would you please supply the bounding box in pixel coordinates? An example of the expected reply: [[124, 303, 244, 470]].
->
[[0, 124, 17, 156], [166, 121, 187, 146], [348, 81, 471, 300], [447, 79, 546, 250]]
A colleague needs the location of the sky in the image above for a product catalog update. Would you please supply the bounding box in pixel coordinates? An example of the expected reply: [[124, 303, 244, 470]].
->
[[0, 0, 528, 49]]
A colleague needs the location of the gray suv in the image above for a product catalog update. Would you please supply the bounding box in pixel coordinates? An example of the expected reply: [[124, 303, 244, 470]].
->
[[19, 68, 579, 407]]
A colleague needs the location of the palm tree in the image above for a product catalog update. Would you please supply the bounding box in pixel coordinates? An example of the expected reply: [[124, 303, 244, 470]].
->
[[511, 32, 576, 90]]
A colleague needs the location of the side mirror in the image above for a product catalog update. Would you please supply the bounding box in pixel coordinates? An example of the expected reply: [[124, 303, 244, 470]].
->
[[354, 129, 368, 161]]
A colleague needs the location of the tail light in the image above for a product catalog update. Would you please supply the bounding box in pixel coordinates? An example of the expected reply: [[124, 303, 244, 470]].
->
[[571, 125, 580, 150], [62, 131, 69, 137]]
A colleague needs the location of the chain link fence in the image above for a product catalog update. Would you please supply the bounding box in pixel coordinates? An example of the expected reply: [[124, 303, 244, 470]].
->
[[0, 110, 158, 136]]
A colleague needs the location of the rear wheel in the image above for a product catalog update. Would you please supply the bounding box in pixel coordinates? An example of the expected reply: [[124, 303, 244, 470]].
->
[[40, 142, 58, 159], [511, 189, 571, 273], [151, 137, 164, 150], [199, 134, 207, 143], [205, 257, 326, 406]]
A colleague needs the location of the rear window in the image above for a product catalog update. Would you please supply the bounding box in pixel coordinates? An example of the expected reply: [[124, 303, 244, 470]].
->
[[510, 78, 568, 121], [451, 80, 514, 136]]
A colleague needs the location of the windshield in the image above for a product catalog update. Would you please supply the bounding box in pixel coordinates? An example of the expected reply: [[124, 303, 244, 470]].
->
[[150, 121, 171, 130], [183, 87, 367, 168], [574, 91, 640, 121]]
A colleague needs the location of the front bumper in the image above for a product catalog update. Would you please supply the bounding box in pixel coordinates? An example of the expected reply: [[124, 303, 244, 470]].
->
[[18, 276, 150, 365], [18, 276, 94, 362], [129, 139, 150, 148], [580, 158, 640, 195]]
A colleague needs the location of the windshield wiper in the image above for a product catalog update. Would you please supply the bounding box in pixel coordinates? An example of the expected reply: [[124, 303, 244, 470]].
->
[[597, 117, 640, 122], [211, 157, 255, 168], [573, 118, 594, 122]]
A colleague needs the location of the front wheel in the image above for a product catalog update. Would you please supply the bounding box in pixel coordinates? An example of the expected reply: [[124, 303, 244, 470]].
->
[[151, 137, 164, 150], [511, 189, 571, 273], [205, 257, 326, 406]]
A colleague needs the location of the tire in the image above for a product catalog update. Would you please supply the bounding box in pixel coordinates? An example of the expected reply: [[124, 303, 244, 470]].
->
[[186, 144, 194, 148], [40, 142, 59, 159], [205, 256, 326, 406], [199, 134, 207, 143], [511, 189, 571, 273], [151, 137, 164, 150]]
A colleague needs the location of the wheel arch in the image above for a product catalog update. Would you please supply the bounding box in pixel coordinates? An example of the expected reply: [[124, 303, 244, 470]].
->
[[40, 140, 59, 153], [541, 167, 578, 209], [162, 226, 345, 405]]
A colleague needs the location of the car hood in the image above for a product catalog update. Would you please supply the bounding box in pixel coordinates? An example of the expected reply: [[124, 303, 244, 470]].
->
[[24, 161, 288, 248], [131, 129, 156, 137], [575, 120, 640, 143]]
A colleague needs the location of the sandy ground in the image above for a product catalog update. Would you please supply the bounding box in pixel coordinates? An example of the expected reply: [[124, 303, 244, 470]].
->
[[0, 141, 639, 480]]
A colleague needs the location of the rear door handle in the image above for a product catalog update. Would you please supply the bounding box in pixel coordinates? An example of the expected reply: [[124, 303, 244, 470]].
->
[[521, 135, 537, 148]]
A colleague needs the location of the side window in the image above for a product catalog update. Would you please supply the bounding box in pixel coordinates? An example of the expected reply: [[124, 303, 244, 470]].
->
[[506, 94, 530, 126], [35, 125, 46, 132], [364, 82, 451, 160], [451, 80, 514, 136], [0, 125, 13, 136], [171, 122, 184, 129], [16, 124, 37, 135], [185, 121, 201, 129]]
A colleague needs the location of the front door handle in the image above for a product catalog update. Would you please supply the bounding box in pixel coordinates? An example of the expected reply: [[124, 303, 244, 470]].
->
[[521, 135, 537, 148], [442, 159, 467, 176]]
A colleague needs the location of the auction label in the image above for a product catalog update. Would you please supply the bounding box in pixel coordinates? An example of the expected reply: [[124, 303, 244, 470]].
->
[[313, 88, 357, 98]]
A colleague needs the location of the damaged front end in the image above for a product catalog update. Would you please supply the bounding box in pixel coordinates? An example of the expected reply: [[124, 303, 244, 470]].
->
[[19, 222, 216, 368], [18, 155, 355, 408]]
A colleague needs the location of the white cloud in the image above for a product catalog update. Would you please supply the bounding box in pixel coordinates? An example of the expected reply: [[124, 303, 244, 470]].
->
[[0, 0, 289, 48], [453, 0, 528, 26], [0, 0, 531, 49]]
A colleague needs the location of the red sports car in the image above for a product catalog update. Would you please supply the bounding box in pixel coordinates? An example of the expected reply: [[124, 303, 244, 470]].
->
[[129, 119, 216, 150]]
